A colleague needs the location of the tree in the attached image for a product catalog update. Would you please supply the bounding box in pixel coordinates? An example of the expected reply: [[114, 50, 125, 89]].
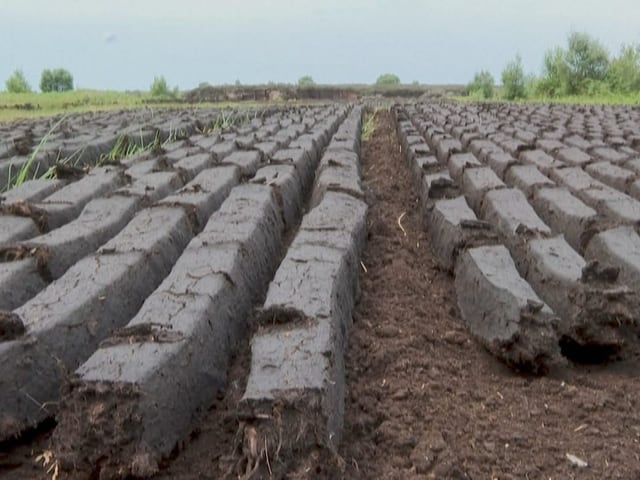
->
[[467, 70, 494, 99], [297, 75, 315, 86], [40, 68, 74, 92], [536, 47, 570, 96], [536, 32, 609, 96], [607, 44, 640, 94], [150, 75, 171, 97], [565, 32, 609, 94], [5, 69, 31, 93], [501, 54, 527, 100], [375, 73, 401, 85]]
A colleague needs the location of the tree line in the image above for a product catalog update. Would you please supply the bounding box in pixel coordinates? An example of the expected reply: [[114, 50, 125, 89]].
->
[[5, 68, 74, 93], [4, 70, 405, 96], [469, 32, 640, 100]]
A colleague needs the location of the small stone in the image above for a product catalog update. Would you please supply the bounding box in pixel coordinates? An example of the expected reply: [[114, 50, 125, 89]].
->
[[443, 330, 467, 345], [566, 452, 589, 468]]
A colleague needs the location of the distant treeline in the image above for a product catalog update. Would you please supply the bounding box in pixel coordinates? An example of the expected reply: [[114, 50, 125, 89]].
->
[[185, 84, 468, 103], [468, 32, 640, 100]]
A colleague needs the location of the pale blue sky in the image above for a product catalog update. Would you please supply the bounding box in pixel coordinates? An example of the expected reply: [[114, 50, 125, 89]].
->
[[2, 0, 639, 91]]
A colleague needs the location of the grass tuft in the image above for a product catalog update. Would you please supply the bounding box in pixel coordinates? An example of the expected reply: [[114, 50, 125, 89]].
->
[[4, 114, 68, 192]]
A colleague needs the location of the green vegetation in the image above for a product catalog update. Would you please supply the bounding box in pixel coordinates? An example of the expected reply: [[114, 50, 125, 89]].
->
[[607, 44, 640, 94], [468, 31, 640, 103], [375, 73, 401, 85], [501, 54, 527, 100], [40, 68, 74, 92], [0, 90, 153, 122], [100, 130, 171, 165], [524, 92, 640, 105], [4, 114, 68, 191], [535, 32, 609, 96], [297, 75, 315, 86], [467, 70, 495, 99], [361, 112, 376, 142], [150, 75, 179, 98], [5, 70, 31, 93]]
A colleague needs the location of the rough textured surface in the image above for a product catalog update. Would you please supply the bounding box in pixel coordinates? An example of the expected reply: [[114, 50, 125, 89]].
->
[[0, 259, 47, 311], [482, 187, 551, 242], [461, 166, 505, 212], [427, 196, 496, 271], [0, 251, 175, 440], [24, 195, 139, 278], [311, 150, 364, 206], [448, 152, 481, 182], [5, 104, 640, 480], [157, 165, 240, 227], [520, 149, 565, 175], [532, 187, 598, 253], [0, 179, 66, 205], [455, 245, 560, 371], [51, 184, 287, 478], [36, 167, 127, 229], [578, 186, 640, 223], [585, 226, 640, 287], [505, 165, 555, 197], [0, 215, 39, 244], [238, 190, 367, 477]]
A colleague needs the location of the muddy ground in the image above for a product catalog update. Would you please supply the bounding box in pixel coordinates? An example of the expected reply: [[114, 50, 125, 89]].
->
[[2, 111, 640, 479]]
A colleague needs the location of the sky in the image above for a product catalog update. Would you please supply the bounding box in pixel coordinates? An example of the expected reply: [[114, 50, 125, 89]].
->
[[1, 0, 639, 91]]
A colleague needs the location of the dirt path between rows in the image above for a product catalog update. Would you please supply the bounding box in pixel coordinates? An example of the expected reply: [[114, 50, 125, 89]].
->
[[3, 110, 640, 480]]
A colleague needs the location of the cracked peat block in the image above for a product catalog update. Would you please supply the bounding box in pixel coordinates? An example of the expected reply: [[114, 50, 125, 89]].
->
[[454, 244, 561, 372], [239, 191, 368, 465], [50, 183, 295, 477], [0, 206, 194, 440]]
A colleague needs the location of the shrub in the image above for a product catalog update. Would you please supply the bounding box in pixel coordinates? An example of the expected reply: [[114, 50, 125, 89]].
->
[[150, 75, 171, 97], [501, 54, 527, 100], [467, 70, 494, 99], [375, 73, 401, 85], [565, 32, 609, 94], [5, 69, 31, 93], [524, 74, 541, 98], [607, 44, 640, 94], [537, 32, 609, 96], [297, 75, 315, 86], [536, 47, 570, 96], [40, 68, 74, 92]]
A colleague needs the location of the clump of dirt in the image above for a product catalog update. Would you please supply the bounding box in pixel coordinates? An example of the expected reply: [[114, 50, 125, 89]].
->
[[563, 260, 640, 362], [0, 245, 51, 281], [12, 133, 34, 156], [52, 381, 147, 480], [0, 311, 25, 341], [0, 201, 48, 232], [49, 163, 86, 180]]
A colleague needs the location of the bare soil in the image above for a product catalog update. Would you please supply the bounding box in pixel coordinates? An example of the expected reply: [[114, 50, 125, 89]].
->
[[2, 110, 640, 479]]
